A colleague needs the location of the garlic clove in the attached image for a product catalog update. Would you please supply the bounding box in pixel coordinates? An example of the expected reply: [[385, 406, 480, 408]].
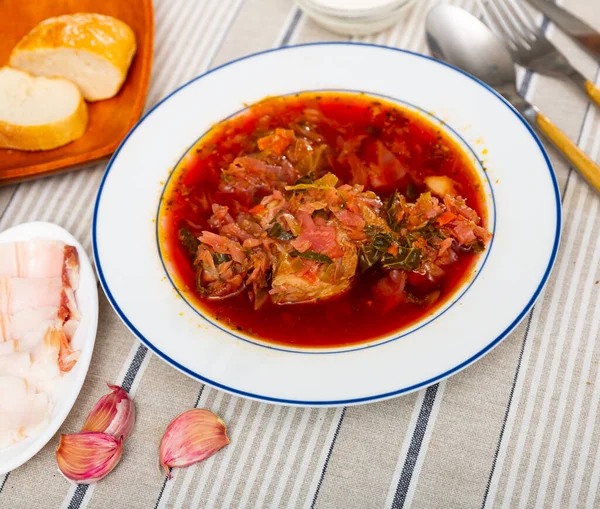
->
[[82, 383, 135, 440], [56, 431, 123, 484], [159, 409, 230, 478]]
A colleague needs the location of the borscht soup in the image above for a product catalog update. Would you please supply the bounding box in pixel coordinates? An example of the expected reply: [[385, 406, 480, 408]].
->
[[159, 92, 491, 349]]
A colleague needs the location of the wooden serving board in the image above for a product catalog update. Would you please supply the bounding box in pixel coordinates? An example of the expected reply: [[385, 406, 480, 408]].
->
[[0, 0, 154, 185]]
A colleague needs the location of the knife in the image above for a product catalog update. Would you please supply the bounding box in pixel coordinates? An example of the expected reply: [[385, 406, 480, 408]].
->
[[525, 0, 600, 63]]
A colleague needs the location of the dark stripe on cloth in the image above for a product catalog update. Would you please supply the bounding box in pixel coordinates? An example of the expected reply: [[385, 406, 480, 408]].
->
[[0, 473, 9, 495], [154, 476, 170, 509], [391, 384, 439, 509], [310, 407, 346, 509], [122, 345, 148, 393], [280, 8, 303, 47], [68, 485, 88, 509], [193, 384, 205, 408], [480, 311, 533, 508]]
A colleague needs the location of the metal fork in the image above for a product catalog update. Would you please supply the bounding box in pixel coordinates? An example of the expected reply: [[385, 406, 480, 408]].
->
[[479, 0, 600, 108]]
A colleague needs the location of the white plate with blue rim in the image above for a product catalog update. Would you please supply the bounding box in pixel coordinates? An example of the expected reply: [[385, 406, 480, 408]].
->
[[93, 42, 560, 406], [0, 222, 98, 474]]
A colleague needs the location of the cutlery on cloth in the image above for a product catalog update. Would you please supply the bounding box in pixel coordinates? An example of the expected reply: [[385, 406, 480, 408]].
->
[[479, 0, 600, 109], [425, 4, 600, 193], [525, 0, 600, 63]]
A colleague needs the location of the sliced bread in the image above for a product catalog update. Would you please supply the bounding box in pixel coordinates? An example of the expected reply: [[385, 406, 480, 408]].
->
[[0, 67, 88, 151], [10, 13, 137, 102]]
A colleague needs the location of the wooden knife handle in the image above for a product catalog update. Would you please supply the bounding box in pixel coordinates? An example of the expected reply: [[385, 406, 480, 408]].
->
[[585, 80, 600, 109], [536, 111, 600, 192]]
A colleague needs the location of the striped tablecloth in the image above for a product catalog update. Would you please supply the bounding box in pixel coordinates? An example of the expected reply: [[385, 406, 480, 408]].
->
[[2, 0, 600, 507]]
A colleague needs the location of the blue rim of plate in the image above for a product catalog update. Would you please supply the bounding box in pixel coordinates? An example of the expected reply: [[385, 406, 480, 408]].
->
[[154, 88, 497, 354], [93, 42, 561, 406]]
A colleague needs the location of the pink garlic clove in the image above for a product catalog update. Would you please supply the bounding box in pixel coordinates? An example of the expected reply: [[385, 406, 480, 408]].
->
[[56, 432, 123, 484], [82, 383, 135, 440], [159, 409, 230, 478]]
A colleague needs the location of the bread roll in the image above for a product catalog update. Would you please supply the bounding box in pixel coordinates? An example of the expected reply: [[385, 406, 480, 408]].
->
[[10, 13, 137, 102], [0, 67, 88, 151]]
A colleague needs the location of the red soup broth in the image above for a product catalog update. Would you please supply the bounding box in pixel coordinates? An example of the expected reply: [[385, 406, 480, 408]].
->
[[159, 92, 488, 349]]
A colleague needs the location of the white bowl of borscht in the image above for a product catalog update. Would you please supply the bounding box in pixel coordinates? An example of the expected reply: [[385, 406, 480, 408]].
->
[[93, 43, 560, 405]]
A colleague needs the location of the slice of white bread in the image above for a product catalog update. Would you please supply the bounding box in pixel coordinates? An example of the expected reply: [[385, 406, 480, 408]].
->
[[0, 67, 88, 151], [10, 13, 136, 102]]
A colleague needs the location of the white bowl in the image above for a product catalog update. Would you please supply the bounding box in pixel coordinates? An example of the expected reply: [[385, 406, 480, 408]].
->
[[93, 43, 560, 406], [0, 222, 98, 474], [296, 0, 416, 36]]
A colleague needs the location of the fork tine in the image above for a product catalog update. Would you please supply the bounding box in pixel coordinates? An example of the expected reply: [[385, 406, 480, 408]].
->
[[513, 0, 541, 32], [502, 0, 538, 39], [488, 0, 533, 49], [478, 0, 520, 50]]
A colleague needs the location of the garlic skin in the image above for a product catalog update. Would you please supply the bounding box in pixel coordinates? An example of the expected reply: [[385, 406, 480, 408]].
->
[[56, 432, 123, 484], [82, 384, 135, 440], [160, 409, 229, 478]]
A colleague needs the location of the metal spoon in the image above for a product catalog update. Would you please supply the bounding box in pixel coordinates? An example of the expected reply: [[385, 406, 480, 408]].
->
[[425, 4, 600, 193]]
